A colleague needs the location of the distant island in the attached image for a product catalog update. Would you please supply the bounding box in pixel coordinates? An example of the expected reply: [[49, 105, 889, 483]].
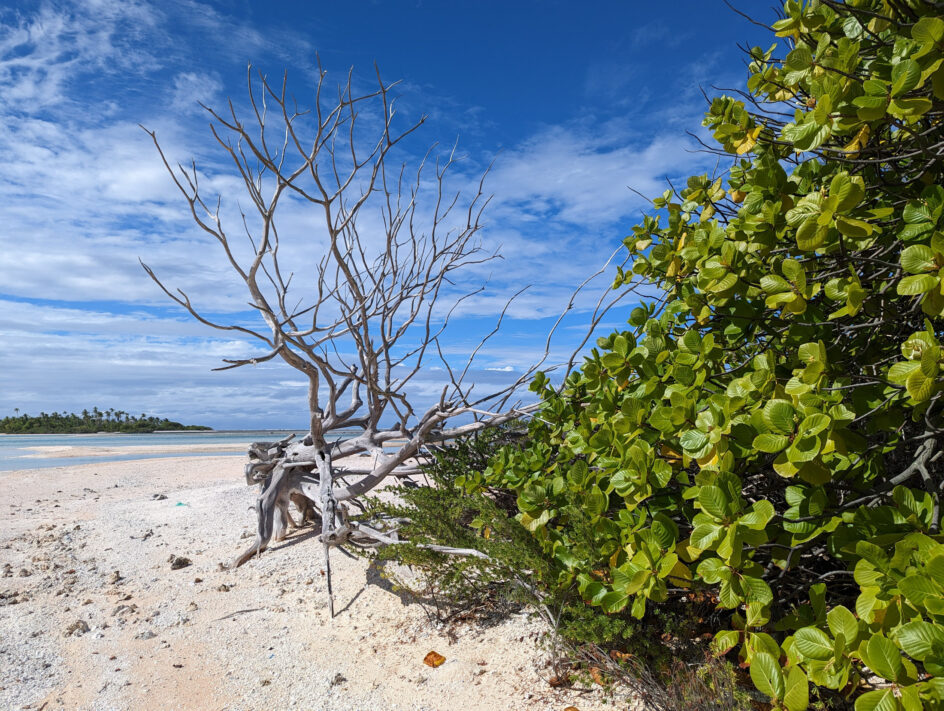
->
[[0, 408, 212, 434]]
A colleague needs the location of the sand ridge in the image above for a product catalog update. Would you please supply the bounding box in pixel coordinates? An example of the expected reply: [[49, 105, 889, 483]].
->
[[19, 442, 254, 459], [0, 453, 632, 710]]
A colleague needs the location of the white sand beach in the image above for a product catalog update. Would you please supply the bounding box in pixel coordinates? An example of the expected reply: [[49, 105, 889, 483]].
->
[[0, 450, 630, 710]]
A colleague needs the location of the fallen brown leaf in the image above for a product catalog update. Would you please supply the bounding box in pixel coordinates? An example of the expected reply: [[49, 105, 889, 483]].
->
[[423, 651, 446, 668], [589, 666, 605, 685]]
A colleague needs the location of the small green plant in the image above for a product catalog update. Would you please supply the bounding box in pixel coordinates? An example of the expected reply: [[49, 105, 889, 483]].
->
[[366, 425, 553, 621]]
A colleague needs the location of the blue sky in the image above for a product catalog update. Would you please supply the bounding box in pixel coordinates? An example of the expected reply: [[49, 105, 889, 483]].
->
[[0, 0, 772, 429]]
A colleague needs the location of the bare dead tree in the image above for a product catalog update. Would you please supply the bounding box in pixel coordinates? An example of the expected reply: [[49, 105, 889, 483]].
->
[[141, 62, 572, 615]]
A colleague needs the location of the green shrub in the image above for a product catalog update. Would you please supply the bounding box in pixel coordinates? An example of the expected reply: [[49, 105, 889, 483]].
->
[[370, 427, 736, 701], [366, 426, 554, 621], [470, 3, 944, 709]]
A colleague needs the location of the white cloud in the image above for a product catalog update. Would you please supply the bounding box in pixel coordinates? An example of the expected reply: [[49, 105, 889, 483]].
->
[[487, 123, 703, 228], [171, 71, 223, 112], [0, 2, 727, 428]]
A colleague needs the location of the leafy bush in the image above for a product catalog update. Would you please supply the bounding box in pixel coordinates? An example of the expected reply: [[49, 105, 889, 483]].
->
[[468, 2, 944, 709], [371, 427, 758, 707]]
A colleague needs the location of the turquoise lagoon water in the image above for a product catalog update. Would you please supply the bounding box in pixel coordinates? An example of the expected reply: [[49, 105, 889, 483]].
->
[[0, 430, 314, 471]]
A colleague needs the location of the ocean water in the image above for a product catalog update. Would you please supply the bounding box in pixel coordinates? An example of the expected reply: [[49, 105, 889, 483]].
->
[[0, 430, 337, 471]]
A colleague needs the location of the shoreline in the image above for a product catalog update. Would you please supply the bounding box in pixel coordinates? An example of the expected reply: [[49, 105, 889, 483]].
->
[[19, 442, 254, 459]]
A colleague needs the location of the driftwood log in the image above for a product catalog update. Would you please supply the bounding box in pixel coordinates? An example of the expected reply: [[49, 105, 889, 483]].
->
[[232, 419, 508, 570]]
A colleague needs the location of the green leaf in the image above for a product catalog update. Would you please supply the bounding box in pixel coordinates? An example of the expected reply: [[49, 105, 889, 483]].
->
[[894, 620, 944, 661], [826, 605, 858, 647], [774, 451, 800, 478], [613, 564, 648, 595], [746, 601, 770, 628], [719, 578, 741, 608], [690, 523, 723, 550], [785, 44, 813, 71], [854, 689, 897, 711], [740, 500, 775, 530], [657, 552, 680, 579], [698, 485, 729, 519], [798, 342, 825, 364], [743, 576, 774, 605], [797, 214, 828, 250], [750, 651, 785, 701], [798, 413, 830, 438], [650, 512, 679, 549], [921, 344, 941, 377], [891, 59, 921, 97], [933, 67, 944, 100], [913, 16, 944, 45], [782, 258, 806, 289], [586, 486, 608, 517], [835, 216, 873, 238], [854, 94, 887, 121], [889, 360, 921, 384], [754, 433, 790, 453], [901, 245, 937, 274], [889, 97, 933, 119], [599, 589, 629, 614], [706, 272, 738, 293], [829, 174, 865, 212], [794, 627, 833, 661], [897, 274, 938, 296], [786, 194, 823, 226], [899, 574, 939, 607], [680, 429, 709, 453], [904, 200, 933, 224], [761, 274, 792, 294], [763, 400, 796, 434], [906, 367, 935, 402], [712, 629, 740, 655], [928, 555, 944, 587], [782, 121, 831, 153], [899, 686, 922, 711], [697, 556, 727, 583], [649, 406, 674, 433], [856, 541, 890, 568], [783, 666, 809, 711], [866, 634, 902, 681], [681, 330, 702, 353]]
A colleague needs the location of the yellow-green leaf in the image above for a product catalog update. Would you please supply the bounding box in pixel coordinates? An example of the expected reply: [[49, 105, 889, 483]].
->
[[897, 273, 938, 296]]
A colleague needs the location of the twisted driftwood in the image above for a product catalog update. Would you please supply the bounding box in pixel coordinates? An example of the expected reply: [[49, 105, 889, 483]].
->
[[144, 61, 637, 616]]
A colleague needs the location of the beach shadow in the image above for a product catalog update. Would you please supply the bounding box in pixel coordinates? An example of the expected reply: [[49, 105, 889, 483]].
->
[[269, 525, 320, 551], [334, 558, 418, 615]]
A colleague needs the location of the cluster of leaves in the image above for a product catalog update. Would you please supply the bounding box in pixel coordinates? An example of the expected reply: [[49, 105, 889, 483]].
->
[[467, 2, 944, 709]]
